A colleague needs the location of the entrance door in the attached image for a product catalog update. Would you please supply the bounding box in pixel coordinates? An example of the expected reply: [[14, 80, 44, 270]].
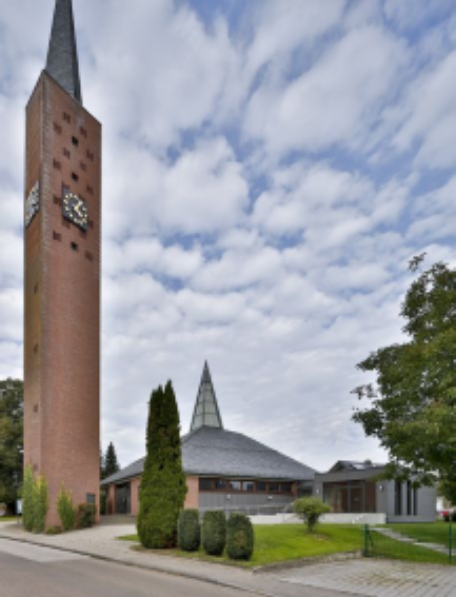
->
[[115, 483, 131, 514]]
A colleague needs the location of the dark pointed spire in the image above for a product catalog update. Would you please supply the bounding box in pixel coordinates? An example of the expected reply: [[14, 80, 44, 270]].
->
[[46, 0, 83, 104], [190, 362, 224, 432]]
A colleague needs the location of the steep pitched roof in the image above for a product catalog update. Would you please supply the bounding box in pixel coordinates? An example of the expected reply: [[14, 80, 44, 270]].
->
[[101, 427, 315, 486], [190, 362, 223, 432], [46, 0, 83, 104]]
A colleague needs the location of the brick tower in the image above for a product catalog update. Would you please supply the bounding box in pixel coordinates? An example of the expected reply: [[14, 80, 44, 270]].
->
[[24, 0, 101, 527]]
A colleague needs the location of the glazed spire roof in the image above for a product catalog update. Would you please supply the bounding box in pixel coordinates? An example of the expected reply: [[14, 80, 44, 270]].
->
[[190, 362, 224, 432]]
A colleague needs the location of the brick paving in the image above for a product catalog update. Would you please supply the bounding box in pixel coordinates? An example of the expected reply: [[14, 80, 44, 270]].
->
[[271, 559, 456, 597]]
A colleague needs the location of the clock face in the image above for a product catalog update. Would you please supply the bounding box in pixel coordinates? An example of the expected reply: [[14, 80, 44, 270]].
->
[[25, 182, 40, 228], [62, 192, 88, 231]]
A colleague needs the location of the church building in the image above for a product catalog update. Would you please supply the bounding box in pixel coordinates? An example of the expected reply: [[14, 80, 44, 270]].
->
[[24, 0, 101, 527], [102, 363, 315, 516]]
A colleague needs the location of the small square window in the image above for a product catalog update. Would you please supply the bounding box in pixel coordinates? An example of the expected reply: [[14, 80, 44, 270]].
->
[[53, 123, 62, 134], [53, 231, 61, 241], [80, 127, 87, 138], [71, 173, 79, 182], [72, 136, 79, 147], [71, 242, 79, 252], [63, 112, 71, 123], [85, 251, 93, 262], [53, 159, 61, 170], [63, 148, 71, 159], [53, 195, 60, 205]]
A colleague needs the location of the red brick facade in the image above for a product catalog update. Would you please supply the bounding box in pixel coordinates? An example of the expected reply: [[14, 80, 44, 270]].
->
[[24, 71, 101, 527]]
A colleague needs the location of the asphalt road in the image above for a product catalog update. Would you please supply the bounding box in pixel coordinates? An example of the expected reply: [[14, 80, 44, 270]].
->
[[0, 539, 359, 597]]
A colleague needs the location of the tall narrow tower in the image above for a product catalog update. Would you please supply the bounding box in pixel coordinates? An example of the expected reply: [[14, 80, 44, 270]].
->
[[24, 0, 101, 526]]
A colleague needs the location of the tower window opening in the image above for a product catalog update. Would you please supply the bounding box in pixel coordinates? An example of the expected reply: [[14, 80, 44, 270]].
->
[[71, 242, 79, 252], [63, 112, 71, 123], [72, 136, 79, 147], [53, 231, 62, 241], [71, 172, 79, 182]]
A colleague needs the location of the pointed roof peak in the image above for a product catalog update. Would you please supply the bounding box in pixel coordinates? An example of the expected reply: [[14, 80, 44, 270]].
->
[[190, 362, 224, 433], [46, 0, 83, 104]]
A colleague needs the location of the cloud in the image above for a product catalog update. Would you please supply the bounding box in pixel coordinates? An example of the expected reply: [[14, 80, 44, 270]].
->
[[1, 0, 455, 474]]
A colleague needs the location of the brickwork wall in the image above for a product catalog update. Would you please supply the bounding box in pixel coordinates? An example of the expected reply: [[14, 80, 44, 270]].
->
[[184, 476, 199, 510], [24, 72, 102, 527]]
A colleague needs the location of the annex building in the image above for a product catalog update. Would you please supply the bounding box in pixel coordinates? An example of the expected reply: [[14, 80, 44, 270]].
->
[[102, 363, 315, 516]]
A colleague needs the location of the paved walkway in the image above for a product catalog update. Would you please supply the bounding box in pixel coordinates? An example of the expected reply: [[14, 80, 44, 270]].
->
[[2, 520, 456, 596], [372, 527, 456, 556]]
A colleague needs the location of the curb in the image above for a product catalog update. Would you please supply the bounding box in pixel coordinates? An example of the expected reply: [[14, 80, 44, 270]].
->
[[0, 533, 278, 597]]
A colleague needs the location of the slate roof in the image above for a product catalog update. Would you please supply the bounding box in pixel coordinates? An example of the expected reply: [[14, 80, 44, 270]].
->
[[190, 362, 223, 432], [46, 0, 83, 104], [102, 426, 316, 486]]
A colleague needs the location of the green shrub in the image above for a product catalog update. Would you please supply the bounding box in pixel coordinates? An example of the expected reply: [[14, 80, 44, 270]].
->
[[75, 503, 97, 529], [34, 476, 49, 534], [202, 511, 226, 556], [226, 513, 254, 561], [22, 466, 49, 534], [22, 466, 35, 532], [293, 497, 331, 533], [57, 485, 76, 531], [178, 509, 200, 552]]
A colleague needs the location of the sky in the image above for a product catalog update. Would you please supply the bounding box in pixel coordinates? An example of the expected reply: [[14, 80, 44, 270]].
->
[[0, 0, 455, 473]]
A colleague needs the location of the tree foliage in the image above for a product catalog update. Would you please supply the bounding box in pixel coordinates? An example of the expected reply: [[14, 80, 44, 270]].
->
[[293, 497, 331, 533], [22, 465, 49, 534], [137, 382, 187, 549], [353, 261, 456, 498], [0, 379, 23, 510], [102, 442, 120, 479], [57, 485, 76, 531]]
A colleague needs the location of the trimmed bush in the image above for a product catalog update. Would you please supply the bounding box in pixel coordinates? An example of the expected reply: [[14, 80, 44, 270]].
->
[[226, 513, 254, 561], [75, 503, 97, 529], [293, 497, 331, 533], [57, 485, 76, 531], [178, 509, 200, 552], [22, 466, 35, 532], [202, 511, 226, 556]]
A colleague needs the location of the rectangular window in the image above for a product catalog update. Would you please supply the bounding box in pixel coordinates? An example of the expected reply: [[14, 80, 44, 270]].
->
[[395, 480, 402, 516], [63, 112, 71, 123], [33, 404, 39, 414], [407, 482, 413, 516], [214, 479, 227, 490], [86, 494, 96, 505], [53, 231, 61, 241], [80, 127, 87, 138], [279, 483, 292, 494], [71, 242, 79, 252], [268, 483, 279, 493], [227, 481, 241, 491], [243, 481, 255, 492], [199, 478, 213, 491], [413, 488, 418, 516], [71, 172, 79, 182], [256, 482, 266, 492], [72, 136, 79, 147], [63, 148, 71, 159], [53, 159, 61, 170], [53, 123, 62, 134], [53, 195, 60, 205]]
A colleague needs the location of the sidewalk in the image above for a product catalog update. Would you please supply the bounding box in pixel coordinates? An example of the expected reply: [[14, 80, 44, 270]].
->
[[0, 521, 342, 597]]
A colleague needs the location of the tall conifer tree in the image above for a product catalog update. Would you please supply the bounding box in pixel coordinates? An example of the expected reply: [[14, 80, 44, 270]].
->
[[137, 382, 187, 548], [103, 442, 120, 479]]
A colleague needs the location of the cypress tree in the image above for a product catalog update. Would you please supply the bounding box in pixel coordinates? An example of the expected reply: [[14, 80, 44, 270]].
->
[[103, 442, 120, 479], [137, 382, 187, 549]]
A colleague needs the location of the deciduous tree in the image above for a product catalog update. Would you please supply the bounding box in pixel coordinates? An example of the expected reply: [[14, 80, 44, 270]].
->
[[353, 260, 456, 499]]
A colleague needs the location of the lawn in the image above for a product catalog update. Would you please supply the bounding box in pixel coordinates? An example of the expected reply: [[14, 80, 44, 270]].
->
[[368, 529, 451, 566], [385, 522, 451, 548], [120, 523, 363, 567], [0, 517, 18, 523]]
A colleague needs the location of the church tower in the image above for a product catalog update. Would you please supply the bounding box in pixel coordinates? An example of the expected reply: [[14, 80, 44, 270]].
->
[[24, 0, 101, 526]]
